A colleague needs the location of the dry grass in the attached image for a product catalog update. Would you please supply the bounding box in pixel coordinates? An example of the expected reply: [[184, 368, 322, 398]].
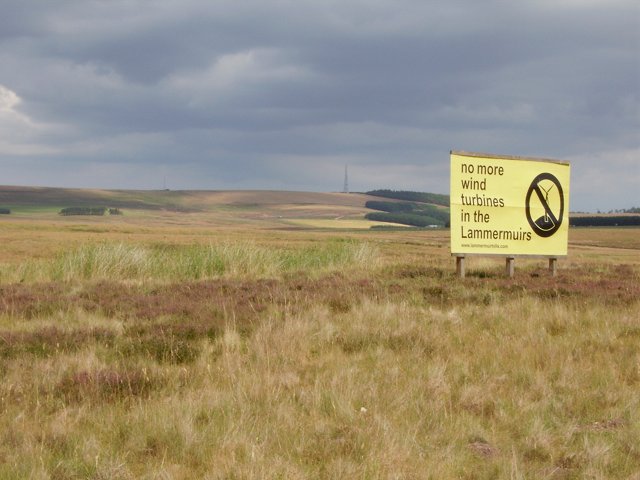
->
[[0, 240, 378, 284], [0, 214, 638, 478], [569, 227, 640, 250], [284, 218, 409, 229]]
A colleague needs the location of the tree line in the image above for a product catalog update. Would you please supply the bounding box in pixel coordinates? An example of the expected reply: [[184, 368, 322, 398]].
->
[[569, 216, 640, 227], [365, 200, 450, 227], [59, 207, 123, 216], [366, 190, 450, 207]]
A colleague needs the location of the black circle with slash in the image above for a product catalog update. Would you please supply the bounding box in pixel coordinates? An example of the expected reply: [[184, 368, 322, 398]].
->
[[525, 173, 564, 238]]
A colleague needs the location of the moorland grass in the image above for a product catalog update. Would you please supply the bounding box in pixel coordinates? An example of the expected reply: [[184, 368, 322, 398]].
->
[[1, 293, 638, 478], [0, 240, 378, 284], [0, 225, 639, 478]]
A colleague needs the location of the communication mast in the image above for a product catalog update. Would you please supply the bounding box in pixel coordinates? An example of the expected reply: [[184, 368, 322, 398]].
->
[[343, 165, 349, 193]]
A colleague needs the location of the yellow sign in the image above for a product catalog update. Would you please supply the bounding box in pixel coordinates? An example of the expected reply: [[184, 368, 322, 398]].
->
[[450, 151, 570, 256]]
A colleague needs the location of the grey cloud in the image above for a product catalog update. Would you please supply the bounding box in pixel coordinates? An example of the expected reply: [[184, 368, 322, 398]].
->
[[0, 0, 638, 210]]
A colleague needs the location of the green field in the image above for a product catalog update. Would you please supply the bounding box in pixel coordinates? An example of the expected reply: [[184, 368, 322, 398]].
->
[[0, 187, 639, 479]]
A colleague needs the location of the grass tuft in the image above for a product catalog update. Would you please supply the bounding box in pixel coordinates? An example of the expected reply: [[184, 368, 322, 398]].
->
[[55, 367, 156, 403], [2, 240, 378, 284]]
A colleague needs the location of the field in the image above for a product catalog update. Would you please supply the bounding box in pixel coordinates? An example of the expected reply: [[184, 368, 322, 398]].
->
[[0, 188, 639, 479]]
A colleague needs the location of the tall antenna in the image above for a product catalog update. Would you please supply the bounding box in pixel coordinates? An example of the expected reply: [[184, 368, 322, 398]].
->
[[343, 165, 349, 193]]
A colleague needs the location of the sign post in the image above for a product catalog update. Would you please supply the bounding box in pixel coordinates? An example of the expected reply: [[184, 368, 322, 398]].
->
[[450, 151, 570, 277]]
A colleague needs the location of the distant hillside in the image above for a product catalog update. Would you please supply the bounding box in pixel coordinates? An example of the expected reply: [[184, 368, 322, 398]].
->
[[0, 186, 382, 213], [363, 190, 450, 227], [0, 186, 192, 211], [366, 190, 450, 207]]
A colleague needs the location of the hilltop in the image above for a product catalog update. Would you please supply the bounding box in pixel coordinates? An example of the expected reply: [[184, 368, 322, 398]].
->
[[0, 186, 382, 211], [0, 185, 416, 229]]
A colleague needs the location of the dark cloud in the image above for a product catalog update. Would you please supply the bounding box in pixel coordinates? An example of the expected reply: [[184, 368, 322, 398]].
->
[[0, 0, 638, 210]]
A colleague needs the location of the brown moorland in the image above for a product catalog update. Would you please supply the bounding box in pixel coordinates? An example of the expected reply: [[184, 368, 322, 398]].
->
[[0, 188, 638, 479]]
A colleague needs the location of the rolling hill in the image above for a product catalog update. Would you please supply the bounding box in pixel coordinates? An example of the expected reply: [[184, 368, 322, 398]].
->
[[0, 186, 376, 211], [0, 186, 416, 229]]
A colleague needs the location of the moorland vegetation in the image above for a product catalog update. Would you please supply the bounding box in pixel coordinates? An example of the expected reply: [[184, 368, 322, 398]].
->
[[0, 188, 638, 478]]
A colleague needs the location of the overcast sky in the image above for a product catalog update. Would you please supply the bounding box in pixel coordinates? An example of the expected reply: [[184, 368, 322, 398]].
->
[[1, 0, 638, 211]]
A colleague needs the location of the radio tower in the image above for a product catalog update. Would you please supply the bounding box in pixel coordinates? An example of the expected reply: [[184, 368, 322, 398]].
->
[[343, 165, 349, 193]]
